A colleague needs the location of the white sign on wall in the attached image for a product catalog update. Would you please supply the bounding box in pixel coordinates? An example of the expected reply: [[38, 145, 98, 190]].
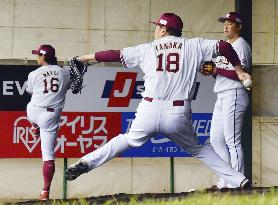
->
[[63, 65, 217, 113]]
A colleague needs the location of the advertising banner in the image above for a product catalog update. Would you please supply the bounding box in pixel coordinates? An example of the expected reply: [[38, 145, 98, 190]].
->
[[0, 64, 216, 158]]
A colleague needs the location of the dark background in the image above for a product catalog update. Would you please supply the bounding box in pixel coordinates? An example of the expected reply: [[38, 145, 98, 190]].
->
[[0, 65, 37, 111]]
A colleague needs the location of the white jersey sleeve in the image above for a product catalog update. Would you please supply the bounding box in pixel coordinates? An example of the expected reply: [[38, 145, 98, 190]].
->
[[63, 66, 72, 90], [235, 46, 251, 72], [199, 38, 219, 61], [121, 43, 149, 69], [26, 72, 34, 94]]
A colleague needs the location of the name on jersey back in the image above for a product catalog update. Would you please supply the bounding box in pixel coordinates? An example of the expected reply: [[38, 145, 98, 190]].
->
[[155, 42, 182, 52], [43, 70, 59, 78]]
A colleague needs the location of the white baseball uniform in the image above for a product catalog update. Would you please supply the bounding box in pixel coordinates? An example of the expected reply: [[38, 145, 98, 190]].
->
[[210, 37, 251, 188], [81, 35, 247, 187], [26, 65, 71, 161]]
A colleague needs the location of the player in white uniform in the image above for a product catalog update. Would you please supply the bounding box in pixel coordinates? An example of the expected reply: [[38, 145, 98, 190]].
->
[[26, 45, 71, 200], [65, 13, 252, 189], [205, 12, 252, 189]]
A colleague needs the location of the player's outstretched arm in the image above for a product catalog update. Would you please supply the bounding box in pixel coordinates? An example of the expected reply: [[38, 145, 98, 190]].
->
[[218, 41, 252, 89], [78, 50, 121, 63], [199, 62, 240, 81]]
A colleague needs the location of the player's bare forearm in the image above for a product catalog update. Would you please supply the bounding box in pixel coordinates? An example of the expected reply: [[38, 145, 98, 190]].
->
[[234, 64, 245, 73], [234, 65, 251, 81], [77, 54, 96, 63], [234, 64, 253, 90]]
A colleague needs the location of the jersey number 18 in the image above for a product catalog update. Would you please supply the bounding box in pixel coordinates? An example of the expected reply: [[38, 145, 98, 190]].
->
[[43, 78, 59, 93], [156, 53, 180, 73]]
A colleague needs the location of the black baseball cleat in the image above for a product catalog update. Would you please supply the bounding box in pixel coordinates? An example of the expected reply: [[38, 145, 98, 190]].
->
[[240, 178, 252, 190], [65, 159, 89, 181]]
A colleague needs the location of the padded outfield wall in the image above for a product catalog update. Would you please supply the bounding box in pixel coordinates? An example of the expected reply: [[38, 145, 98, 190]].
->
[[0, 0, 277, 200], [0, 0, 234, 199]]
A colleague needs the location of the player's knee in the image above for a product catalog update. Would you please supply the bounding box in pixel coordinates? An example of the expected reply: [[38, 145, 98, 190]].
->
[[210, 136, 224, 146], [209, 130, 220, 145], [209, 137, 216, 145], [42, 151, 55, 161], [184, 144, 203, 156], [126, 138, 144, 147], [226, 142, 242, 150], [125, 135, 146, 148], [225, 137, 242, 149]]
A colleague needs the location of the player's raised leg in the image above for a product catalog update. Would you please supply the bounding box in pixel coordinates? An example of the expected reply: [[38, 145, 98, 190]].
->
[[65, 100, 156, 180], [65, 134, 130, 180]]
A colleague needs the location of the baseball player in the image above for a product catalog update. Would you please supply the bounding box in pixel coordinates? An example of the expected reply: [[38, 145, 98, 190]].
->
[[26, 45, 71, 200], [201, 12, 251, 189], [65, 13, 252, 189]]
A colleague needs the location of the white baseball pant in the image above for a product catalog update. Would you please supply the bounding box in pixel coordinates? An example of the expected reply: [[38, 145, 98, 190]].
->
[[27, 103, 61, 161], [82, 98, 246, 187], [210, 88, 249, 188]]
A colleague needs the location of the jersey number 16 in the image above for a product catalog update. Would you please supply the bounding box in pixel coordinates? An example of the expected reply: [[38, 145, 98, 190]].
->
[[43, 78, 59, 93]]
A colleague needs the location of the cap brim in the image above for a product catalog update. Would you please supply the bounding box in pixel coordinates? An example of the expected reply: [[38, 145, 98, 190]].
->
[[149, 21, 158, 25], [218, 17, 226, 23], [32, 50, 39, 55], [149, 21, 167, 28]]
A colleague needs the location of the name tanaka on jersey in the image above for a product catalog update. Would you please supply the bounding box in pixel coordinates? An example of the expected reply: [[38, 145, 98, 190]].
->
[[155, 42, 182, 52], [43, 70, 59, 78]]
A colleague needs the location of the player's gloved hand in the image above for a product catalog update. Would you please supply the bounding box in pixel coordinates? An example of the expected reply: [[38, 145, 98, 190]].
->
[[199, 61, 216, 76], [69, 57, 88, 94]]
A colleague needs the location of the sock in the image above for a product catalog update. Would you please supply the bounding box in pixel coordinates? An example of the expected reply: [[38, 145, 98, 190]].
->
[[43, 160, 55, 192]]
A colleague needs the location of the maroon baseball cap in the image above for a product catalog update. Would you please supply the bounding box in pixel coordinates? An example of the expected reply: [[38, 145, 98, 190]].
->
[[218, 12, 243, 24], [149, 13, 183, 31], [32, 44, 56, 56]]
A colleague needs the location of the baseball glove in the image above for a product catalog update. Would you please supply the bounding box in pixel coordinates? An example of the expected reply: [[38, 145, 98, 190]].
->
[[69, 57, 88, 94], [30, 123, 40, 137], [199, 61, 216, 76]]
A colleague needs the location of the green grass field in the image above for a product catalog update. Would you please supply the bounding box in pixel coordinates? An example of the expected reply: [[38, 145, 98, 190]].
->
[[36, 189, 278, 205], [131, 191, 278, 205], [2, 188, 277, 205]]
